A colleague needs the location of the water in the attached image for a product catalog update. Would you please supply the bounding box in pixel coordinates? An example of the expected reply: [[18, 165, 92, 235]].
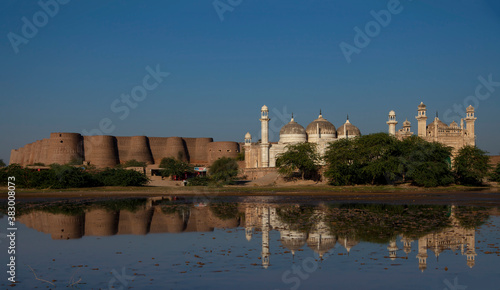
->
[[1, 196, 499, 289]]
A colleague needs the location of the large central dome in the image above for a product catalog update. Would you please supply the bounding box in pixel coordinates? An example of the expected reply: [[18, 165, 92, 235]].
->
[[306, 113, 337, 142]]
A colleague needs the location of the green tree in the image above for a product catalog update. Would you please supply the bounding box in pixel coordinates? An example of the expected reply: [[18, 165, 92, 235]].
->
[[323, 138, 360, 185], [209, 157, 239, 183], [0, 159, 6, 167], [123, 159, 147, 168], [159, 157, 193, 178], [454, 146, 491, 185], [490, 163, 500, 182], [398, 136, 454, 187], [276, 143, 320, 180], [323, 133, 454, 187]]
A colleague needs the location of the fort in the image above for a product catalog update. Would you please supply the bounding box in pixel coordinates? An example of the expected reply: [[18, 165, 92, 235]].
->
[[9, 133, 240, 170]]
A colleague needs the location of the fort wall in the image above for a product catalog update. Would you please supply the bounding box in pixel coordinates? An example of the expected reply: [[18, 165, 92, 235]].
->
[[10, 133, 236, 168], [84, 135, 119, 168], [207, 141, 240, 164]]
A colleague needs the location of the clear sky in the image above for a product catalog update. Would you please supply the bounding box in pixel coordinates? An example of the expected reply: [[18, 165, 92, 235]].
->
[[1, 0, 500, 163]]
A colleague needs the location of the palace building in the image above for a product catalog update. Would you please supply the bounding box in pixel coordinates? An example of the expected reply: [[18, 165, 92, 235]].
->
[[388, 102, 476, 157]]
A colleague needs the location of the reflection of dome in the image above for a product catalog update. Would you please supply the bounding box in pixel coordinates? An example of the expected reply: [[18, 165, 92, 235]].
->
[[307, 234, 337, 258], [337, 119, 361, 138], [279, 117, 307, 144], [340, 236, 359, 253], [280, 230, 307, 252]]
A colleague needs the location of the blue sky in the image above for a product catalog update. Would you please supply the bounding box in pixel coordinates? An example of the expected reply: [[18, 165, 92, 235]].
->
[[1, 0, 500, 163]]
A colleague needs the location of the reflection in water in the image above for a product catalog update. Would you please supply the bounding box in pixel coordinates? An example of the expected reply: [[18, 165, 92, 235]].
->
[[16, 198, 487, 272]]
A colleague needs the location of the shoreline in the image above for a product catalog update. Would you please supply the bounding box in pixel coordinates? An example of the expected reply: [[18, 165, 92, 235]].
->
[[2, 184, 500, 206]]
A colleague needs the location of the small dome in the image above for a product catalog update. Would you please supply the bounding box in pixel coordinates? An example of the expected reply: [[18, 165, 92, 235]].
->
[[427, 118, 448, 131], [449, 121, 458, 128], [418, 102, 426, 109], [306, 114, 336, 135], [337, 119, 361, 137], [280, 119, 306, 135], [466, 105, 474, 112], [403, 119, 411, 127], [245, 132, 251, 139], [261, 105, 269, 111], [389, 110, 396, 116]]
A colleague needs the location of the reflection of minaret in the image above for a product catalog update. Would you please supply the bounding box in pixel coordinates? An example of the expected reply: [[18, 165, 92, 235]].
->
[[387, 238, 399, 261], [465, 231, 477, 268], [262, 206, 270, 269], [401, 235, 413, 257], [416, 237, 428, 272]]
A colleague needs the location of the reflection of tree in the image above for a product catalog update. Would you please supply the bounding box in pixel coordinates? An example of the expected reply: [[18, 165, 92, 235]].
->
[[209, 202, 239, 220], [276, 205, 316, 233], [454, 206, 489, 229], [326, 204, 455, 244], [16, 198, 148, 216]]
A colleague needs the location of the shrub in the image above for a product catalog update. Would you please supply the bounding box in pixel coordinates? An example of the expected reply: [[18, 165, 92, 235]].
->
[[209, 157, 239, 184]]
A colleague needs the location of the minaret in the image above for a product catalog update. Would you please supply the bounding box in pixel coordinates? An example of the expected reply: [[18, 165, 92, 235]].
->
[[244, 132, 252, 168], [260, 105, 270, 168], [416, 237, 428, 272], [465, 105, 476, 140], [403, 119, 411, 133], [415, 102, 428, 137], [387, 110, 398, 136], [261, 206, 270, 269]]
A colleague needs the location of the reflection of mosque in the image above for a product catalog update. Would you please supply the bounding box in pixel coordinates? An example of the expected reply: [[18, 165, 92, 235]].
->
[[244, 205, 477, 271], [17, 200, 478, 271]]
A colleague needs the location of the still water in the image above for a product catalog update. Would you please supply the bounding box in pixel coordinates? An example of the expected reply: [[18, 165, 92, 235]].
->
[[1, 196, 499, 289]]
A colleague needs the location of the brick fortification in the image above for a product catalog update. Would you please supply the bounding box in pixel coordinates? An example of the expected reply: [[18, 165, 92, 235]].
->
[[10, 133, 239, 168]]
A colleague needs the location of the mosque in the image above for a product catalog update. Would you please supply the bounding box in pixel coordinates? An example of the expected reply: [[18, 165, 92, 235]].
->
[[244, 105, 361, 169]]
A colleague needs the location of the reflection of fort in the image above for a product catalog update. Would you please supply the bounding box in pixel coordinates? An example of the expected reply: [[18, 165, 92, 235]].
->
[[18, 201, 480, 271], [17, 200, 240, 240]]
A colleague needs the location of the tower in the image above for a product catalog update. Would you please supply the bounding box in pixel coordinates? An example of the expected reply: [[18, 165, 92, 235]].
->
[[261, 206, 270, 269], [415, 102, 428, 137], [387, 110, 398, 136], [465, 105, 476, 139], [260, 105, 270, 167], [416, 237, 428, 272]]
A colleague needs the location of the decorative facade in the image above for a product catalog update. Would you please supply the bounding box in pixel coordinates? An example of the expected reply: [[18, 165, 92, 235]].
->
[[388, 102, 476, 157]]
